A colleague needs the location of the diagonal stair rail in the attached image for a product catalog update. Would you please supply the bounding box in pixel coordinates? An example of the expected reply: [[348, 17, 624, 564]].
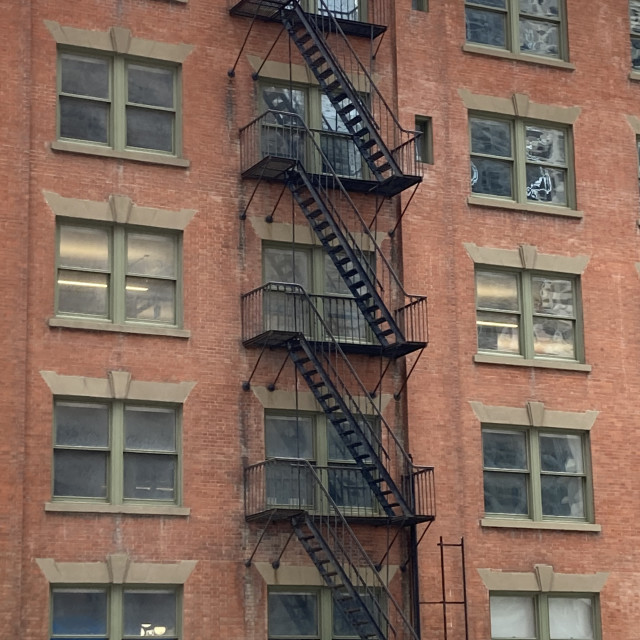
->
[[241, 282, 435, 521], [279, 0, 422, 194], [245, 457, 422, 640], [239, 110, 428, 354]]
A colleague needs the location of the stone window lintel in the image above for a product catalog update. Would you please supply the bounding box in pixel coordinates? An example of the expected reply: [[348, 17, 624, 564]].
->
[[478, 565, 608, 593]]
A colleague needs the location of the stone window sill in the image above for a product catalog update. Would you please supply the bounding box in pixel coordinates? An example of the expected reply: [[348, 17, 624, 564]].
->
[[481, 517, 601, 532], [51, 140, 190, 168], [45, 502, 190, 516], [474, 353, 592, 372], [49, 317, 190, 339], [462, 43, 575, 70], [468, 195, 583, 219], [630, 70, 640, 82]]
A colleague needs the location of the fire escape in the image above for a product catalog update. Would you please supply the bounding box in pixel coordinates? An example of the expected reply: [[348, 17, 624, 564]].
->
[[231, 1, 435, 639]]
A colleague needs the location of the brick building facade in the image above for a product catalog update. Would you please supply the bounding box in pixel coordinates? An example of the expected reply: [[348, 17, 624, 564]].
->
[[1, 0, 638, 638]]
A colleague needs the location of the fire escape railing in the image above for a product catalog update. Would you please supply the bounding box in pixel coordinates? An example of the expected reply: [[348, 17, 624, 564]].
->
[[245, 458, 423, 640], [240, 111, 428, 350], [241, 282, 435, 521]]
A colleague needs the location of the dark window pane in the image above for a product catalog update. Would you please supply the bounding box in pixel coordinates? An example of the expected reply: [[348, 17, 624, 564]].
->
[[483, 430, 527, 469], [59, 226, 110, 271], [471, 118, 512, 156], [127, 233, 176, 278], [484, 471, 529, 514], [262, 86, 306, 122], [328, 467, 376, 511], [57, 269, 109, 317], [52, 588, 107, 635], [541, 475, 584, 517], [471, 158, 513, 197], [465, 7, 507, 47], [128, 64, 174, 108], [632, 36, 640, 69], [519, 0, 558, 17], [126, 107, 174, 152], [61, 54, 109, 99], [263, 246, 310, 289], [125, 406, 176, 452], [334, 591, 383, 637], [55, 402, 109, 447], [320, 0, 359, 19], [54, 450, 108, 498], [265, 415, 314, 459], [520, 18, 559, 57], [266, 461, 314, 507], [268, 592, 318, 636], [525, 126, 566, 164], [123, 590, 177, 637], [525, 165, 566, 204], [540, 434, 584, 473], [123, 453, 176, 501], [60, 96, 109, 143], [125, 276, 176, 324], [631, 1, 640, 34], [476, 310, 520, 353]]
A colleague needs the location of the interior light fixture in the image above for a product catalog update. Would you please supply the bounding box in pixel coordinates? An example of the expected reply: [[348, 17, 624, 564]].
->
[[476, 320, 518, 329]]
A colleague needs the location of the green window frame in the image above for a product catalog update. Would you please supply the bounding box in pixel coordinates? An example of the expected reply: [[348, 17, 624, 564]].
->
[[489, 593, 600, 640], [475, 268, 584, 363], [52, 399, 182, 506], [631, 1, 640, 70], [414, 116, 433, 165], [268, 586, 383, 640], [465, 0, 568, 61], [469, 115, 575, 209], [482, 426, 594, 523], [57, 50, 181, 156], [51, 585, 181, 639], [265, 411, 381, 515], [56, 221, 182, 328]]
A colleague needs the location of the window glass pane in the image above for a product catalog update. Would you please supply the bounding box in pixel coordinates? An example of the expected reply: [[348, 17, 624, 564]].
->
[[484, 471, 529, 514], [127, 233, 177, 278], [632, 1, 640, 33], [471, 119, 512, 157], [263, 246, 310, 289], [61, 54, 110, 99], [520, 18, 559, 57], [328, 467, 376, 511], [262, 86, 306, 124], [55, 402, 110, 448], [123, 453, 176, 501], [333, 591, 382, 637], [540, 434, 583, 473], [525, 126, 566, 165], [124, 406, 176, 452], [476, 311, 520, 353], [126, 107, 174, 152], [59, 226, 110, 271], [549, 597, 594, 639], [57, 269, 109, 317], [483, 430, 527, 469], [52, 588, 108, 635], [321, 133, 363, 179], [125, 276, 176, 324], [519, 0, 559, 16], [60, 96, 109, 143], [465, 8, 507, 47], [532, 277, 574, 316], [321, 94, 348, 134], [532, 317, 574, 358], [328, 422, 355, 461], [268, 592, 318, 637], [525, 165, 566, 204], [123, 590, 177, 637], [265, 415, 314, 459], [471, 157, 513, 197], [469, 0, 506, 6], [324, 254, 352, 296], [320, 0, 359, 20], [127, 64, 174, 108], [54, 450, 108, 498], [266, 460, 314, 507], [490, 596, 535, 638], [476, 271, 519, 311], [632, 36, 640, 69], [541, 475, 584, 517]]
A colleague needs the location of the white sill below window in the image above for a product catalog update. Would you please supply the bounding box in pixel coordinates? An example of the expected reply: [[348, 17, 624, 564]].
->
[[468, 194, 583, 219], [481, 517, 600, 532], [45, 502, 190, 516], [474, 352, 591, 372], [49, 317, 190, 339]]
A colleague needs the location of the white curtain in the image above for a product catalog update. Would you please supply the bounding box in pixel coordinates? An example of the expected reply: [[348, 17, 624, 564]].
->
[[549, 597, 594, 639], [490, 596, 536, 638]]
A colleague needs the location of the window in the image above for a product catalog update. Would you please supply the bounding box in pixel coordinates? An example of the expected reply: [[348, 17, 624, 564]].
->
[[56, 222, 181, 327], [631, 1, 640, 70], [490, 594, 599, 640], [469, 116, 573, 207], [269, 587, 383, 640], [483, 426, 593, 522], [51, 586, 180, 639], [57, 51, 180, 155], [262, 243, 371, 343], [53, 400, 180, 505], [465, 0, 566, 60], [260, 83, 365, 180], [265, 412, 379, 514], [475, 268, 583, 362], [415, 116, 433, 164]]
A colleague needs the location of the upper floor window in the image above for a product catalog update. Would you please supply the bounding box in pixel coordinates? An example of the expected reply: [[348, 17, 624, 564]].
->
[[475, 268, 583, 362], [58, 52, 180, 155], [470, 115, 574, 208], [465, 0, 567, 61], [56, 222, 181, 328], [631, 1, 640, 70], [490, 593, 599, 640]]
